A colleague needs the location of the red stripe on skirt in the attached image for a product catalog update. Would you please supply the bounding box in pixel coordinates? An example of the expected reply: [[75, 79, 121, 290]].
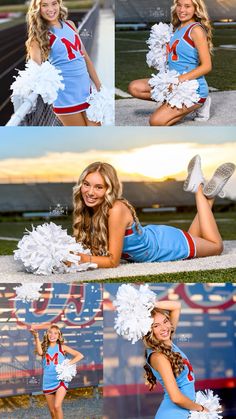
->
[[183, 231, 196, 259], [53, 102, 90, 115]]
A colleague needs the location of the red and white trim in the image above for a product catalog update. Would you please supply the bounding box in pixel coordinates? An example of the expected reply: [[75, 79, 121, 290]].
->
[[43, 381, 68, 394], [183, 22, 203, 48], [53, 101, 90, 115], [182, 230, 196, 259]]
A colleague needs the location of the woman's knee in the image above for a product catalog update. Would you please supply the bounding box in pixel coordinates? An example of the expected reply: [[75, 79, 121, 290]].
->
[[128, 80, 140, 97], [54, 403, 62, 413], [215, 240, 224, 255]]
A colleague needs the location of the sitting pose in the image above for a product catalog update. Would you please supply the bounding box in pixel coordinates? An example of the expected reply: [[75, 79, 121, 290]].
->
[[143, 301, 209, 417], [26, 0, 101, 126], [128, 0, 212, 126], [72, 156, 235, 268], [31, 324, 83, 419]]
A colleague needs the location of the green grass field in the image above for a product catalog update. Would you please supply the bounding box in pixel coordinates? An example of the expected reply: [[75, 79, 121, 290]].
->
[[97, 268, 236, 283], [115, 26, 236, 94]]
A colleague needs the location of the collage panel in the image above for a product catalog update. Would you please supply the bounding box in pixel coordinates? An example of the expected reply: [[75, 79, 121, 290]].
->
[[103, 282, 236, 419], [0, 282, 103, 418], [1, 0, 114, 127], [0, 127, 235, 282]]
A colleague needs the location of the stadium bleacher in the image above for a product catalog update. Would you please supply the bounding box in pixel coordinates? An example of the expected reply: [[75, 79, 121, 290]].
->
[[116, 0, 236, 23], [0, 181, 233, 214]]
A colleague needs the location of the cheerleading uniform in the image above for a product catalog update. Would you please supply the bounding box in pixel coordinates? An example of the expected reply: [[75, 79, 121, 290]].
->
[[121, 222, 196, 262], [48, 21, 90, 115], [43, 343, 68, 394], [146, 343, 196, 418], [167, 22, 208, 103]]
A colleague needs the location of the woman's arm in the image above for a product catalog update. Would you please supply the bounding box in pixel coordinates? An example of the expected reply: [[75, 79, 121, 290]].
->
[[28, 40, 42, 65], [154, 300, 181, 331], [30, 328, 43, 356], [150, 352, 209, 412], [79, 201, 133, 268], [178, 26, 212, 83], [67, 20, 101, 91], [62, 345, 84, 365]]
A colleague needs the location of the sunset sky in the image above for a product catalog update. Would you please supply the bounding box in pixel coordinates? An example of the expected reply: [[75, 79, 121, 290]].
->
[[1, 126, 236, 198]]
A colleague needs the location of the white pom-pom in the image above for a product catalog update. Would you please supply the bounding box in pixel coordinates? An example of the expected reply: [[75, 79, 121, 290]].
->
[[12, 283, 43, 302], [189, 390, 223, 419], [86, 85, 114, 125], [114, 284, 156, 344], [149, 69, 179, 103], [146, 23, 173, 71], [167, 79, 200, 109], [14, 222, 97, 275], [56, 359, 77, 382], [10, 60, 64, 111], [146, 47, 167, 71], [149, 70, 200, 108], [147, 23, 173, 49]]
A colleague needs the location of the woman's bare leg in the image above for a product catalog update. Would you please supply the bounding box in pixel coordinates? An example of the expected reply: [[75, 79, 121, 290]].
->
[[54, 386, 67, 419], [149, 102, 201, 126], [45, 393, 56, 418], [190, 185, 223, 257], [128, 78, 152, 100], [57, 112, 87, 126], [83, 112, 101, 126]]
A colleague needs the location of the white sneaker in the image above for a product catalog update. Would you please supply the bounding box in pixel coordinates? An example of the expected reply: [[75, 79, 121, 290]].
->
[[203, 163, 235, 199], [194, 96, 211, 121], [183, 155, 205, 193]]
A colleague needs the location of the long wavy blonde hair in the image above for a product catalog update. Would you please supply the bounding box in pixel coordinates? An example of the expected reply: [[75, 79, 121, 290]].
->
[[41, 324, 64, 357], [73, 162, 140, 256], [143, 308, 184, 390], [171, 0, 213, 53], [26, 0, 68, 61]]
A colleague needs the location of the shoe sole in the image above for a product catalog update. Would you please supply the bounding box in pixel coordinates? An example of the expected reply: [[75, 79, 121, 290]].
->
[[183, 155, 201, 192], [194, 97, 211, 121], [204, 163, 236, 198]]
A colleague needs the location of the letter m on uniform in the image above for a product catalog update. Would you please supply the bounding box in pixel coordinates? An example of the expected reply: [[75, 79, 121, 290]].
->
[[61, 34, 82, 60], [167, 40, 179, 61], [46, 353, 59, 365]]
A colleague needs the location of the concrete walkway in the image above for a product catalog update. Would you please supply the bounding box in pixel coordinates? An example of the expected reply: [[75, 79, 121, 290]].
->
[[0, 241, 235, 282], [115, 91, 236, 126]]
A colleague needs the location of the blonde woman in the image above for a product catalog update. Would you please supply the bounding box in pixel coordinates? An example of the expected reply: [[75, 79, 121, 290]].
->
[[26, 0, 101, 126], [31, 324, 83, 419], [128, 0, 212, 126], [71, 156, 235, 268], [143, 301, 209, 417]]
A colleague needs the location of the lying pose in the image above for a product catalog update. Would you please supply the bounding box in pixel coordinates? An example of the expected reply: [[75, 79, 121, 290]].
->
[[72, 155, 235, 268]]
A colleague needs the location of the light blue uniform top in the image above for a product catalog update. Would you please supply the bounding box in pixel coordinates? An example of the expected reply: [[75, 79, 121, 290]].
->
[[146, 343, 196, 418], [122, 222, 195, 262], [43, 343, 68, 393], [48, 21, 91, 113], [167, 22, 208, 99], [48, 21, 88, 76]]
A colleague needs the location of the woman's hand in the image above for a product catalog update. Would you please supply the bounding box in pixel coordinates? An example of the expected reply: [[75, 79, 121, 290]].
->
[[178, 74, 188, 83], [30, 327, 39, 338]]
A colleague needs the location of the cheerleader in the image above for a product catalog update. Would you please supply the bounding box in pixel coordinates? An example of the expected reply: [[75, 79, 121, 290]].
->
[[128, 0, 212, 126], [31, 324, 84, 419], [71, 155, 235, 268], [26, 0, 101, 126], [143, 301, 210, 418]]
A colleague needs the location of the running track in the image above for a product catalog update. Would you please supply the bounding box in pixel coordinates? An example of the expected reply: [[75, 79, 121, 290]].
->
[[0, 23, 26, 126]]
